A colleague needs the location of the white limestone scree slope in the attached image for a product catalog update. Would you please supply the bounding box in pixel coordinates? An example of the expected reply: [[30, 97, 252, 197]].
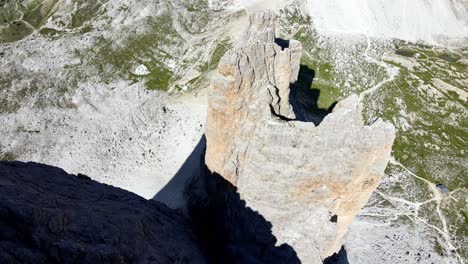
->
[[227, 0, 468, 44], [306, 0, 468, 44]]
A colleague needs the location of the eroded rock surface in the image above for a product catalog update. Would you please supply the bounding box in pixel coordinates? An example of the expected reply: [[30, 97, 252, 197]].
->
[[0, 161, 207, 264], [204, 12, 395, 263]]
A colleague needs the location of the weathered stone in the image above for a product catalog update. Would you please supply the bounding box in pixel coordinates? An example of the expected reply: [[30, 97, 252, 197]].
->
[[204, 12, 395, 263]]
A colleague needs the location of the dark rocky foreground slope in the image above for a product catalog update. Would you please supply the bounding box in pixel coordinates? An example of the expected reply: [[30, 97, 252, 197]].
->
[[0, 161, 207, 264]]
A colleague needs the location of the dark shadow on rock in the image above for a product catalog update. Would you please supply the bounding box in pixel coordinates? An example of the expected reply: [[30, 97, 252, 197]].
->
[[323, 246, 349, 264], [275, 38, 290, 50], [0, 161, 207, 264], [154, 137, 300, 264], [185, 157, 300, 263], [153, 136, 207, 211], [290, 65, 337, 125]]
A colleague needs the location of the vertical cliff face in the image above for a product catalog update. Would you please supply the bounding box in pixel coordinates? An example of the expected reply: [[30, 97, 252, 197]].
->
[[205, 12, 302, 184], [204, 12, 395, 263]]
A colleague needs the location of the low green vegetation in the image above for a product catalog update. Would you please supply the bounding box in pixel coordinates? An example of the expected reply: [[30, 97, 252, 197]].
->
[[395, 47, 417, 57], [86, 6, 233, 91], [0, 20, 34, 42], [374, 46, 467, 190], [185, 0, 210, 12], [0, 0, 109, 43], [38, 27, 61, 37], [441, 190, 468, 257], [0, 0, 61, 42], [87, 13, 179, 90], [0, 152, 16, 161], [69, 0, 107, 29], [278, 8, 342, 110], [22, 0, 60, 28], [199, 38, 232, 73], [366, 43, 467, 259]]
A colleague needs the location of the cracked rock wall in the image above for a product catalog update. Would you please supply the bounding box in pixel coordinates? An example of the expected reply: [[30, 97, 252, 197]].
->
[[204, 12, 395, 263]]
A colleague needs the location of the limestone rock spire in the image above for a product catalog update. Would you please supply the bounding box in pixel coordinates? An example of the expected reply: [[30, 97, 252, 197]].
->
[[204, 11, 395, 263]]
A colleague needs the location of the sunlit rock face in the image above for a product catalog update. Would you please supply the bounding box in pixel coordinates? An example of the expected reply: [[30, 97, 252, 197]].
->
[[204, 12, 395, 263]]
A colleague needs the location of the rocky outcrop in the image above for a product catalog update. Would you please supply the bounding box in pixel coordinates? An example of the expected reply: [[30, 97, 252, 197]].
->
[[0, 161, 207, 264], [204, 12, 395, 263], [205, 12, 302, 183]]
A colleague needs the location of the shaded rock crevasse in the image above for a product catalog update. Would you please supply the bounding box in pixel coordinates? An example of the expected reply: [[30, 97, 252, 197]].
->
[[184, 139, 301, 263], [203, 12, 396, 263], [0, 161, 207, 264]]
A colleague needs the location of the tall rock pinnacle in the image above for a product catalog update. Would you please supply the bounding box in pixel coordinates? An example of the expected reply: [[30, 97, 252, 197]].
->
[[204, 12, 395, 263]]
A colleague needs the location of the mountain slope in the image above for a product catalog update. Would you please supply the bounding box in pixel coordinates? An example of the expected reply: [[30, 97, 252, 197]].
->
[[306, 0, 468, 45], [0, 0, 467, 263]]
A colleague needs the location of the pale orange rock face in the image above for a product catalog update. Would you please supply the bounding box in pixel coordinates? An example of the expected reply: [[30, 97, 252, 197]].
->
[[204, 12, 395, 264]]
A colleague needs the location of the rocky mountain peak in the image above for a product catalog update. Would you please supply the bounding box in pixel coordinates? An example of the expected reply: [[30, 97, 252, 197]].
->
[[206, 11, 303, 183], [204, 12, 396, 263]]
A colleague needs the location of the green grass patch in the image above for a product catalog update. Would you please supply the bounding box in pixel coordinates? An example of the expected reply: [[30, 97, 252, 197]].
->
[[69, 0, 107, 29], [88, 13, 180, 90], [0, 3, 22, 26], [199, 38, 232, 72], [142, 63, 172, 91], [378, 47, 467, 190], [0, 152, 16, 161], [22, 0, 59, 29], [0, 20, 34, 42], [396, 48, 417, 57], [438, 52, 460, 63], [39, 27, 62, 37]]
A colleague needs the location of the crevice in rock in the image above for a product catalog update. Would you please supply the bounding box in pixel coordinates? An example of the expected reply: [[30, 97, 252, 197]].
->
[[182, 139, 301, 264], [269, 104, 294, 122], [267, 84, 294, 121], [275, 38, 290, 50], [289, 65, 338, 125]]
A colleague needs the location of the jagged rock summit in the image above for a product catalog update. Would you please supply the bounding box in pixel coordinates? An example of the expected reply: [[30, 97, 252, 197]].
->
[[204, 12, 396, 263]]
